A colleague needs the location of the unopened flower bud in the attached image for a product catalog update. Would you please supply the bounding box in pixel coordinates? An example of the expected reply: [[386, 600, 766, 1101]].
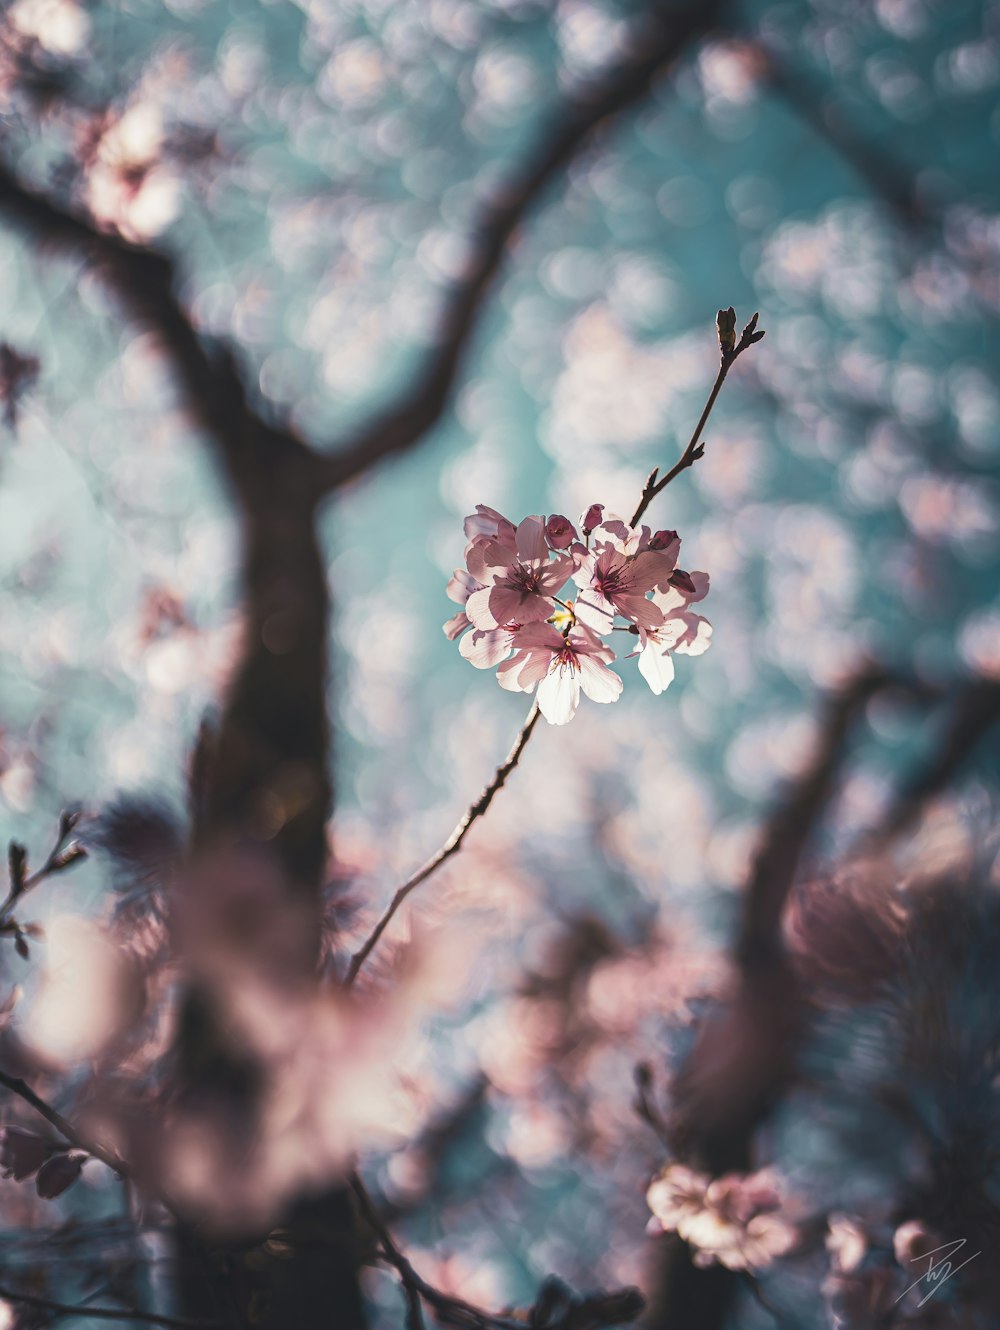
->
[[717, 306, 737, 355], [582, 504, 604, 535], [649, 529, 678, 552], [545, 514, 576, 549]]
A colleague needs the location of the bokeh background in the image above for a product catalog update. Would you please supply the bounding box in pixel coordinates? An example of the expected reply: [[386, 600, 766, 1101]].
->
[[1, 0, 999, 1325]]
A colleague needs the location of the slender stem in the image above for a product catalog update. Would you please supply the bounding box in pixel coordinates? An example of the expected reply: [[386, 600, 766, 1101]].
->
[[349, 1173, 534, 1330], [630, 320, 763, 529], [347, 314, 764, 986], [0, 1285, 218, 1328], [0, 1069, 129, 1179], [632, 1063, 671, 1147], [0, 1070, 244, 1328], [629, 362, 727, 529], [345, 702, 541, 986], [1, 812, 85, 924], [351, 1171, 642, 1330]]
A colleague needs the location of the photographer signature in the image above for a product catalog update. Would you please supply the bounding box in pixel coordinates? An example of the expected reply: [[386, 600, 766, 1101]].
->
[[895, 1237, 981, 1308]]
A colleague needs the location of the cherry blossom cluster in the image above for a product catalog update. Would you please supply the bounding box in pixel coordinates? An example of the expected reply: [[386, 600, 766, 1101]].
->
[[444, 503, 711, 725], [646, 1163, 798, 1272]]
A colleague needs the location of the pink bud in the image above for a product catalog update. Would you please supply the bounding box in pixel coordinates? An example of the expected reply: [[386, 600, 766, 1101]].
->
[[582, 504, 604, 535], [649, 529, 678, 552], [669, 569, 696, 595], [545, 514, 576, 549], [35, 1152, 84, 1199]]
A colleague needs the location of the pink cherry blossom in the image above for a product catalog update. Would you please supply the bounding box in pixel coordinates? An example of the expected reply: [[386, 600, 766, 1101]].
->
[[496, 622, 622, 725], [572, 544, 676, 635], [447, 504, 712, 708], [443, 565, 520, 665], [443, 567, 481, 641], [459, 625, 519, 669], [633, 574, 712, 694], [466, 516, 574, 631], [463, 504, 516, 544]]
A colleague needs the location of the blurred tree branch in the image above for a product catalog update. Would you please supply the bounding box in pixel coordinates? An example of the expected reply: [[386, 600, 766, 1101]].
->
[[0, 1285, 219, 1329], [319, 0, 726, 491], [646, 668, 915, 1329]]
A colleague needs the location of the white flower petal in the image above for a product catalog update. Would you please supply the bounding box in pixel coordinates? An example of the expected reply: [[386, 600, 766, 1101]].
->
[[638, 643, 675, 695], [537, 665, 580, 725], [577, 654, 623, 704]]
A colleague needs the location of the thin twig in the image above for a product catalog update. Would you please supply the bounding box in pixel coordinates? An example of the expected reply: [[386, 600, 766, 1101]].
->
[[633, 1063, 671, 1147], [350, 1172, 642, 1330], [0, 1284, 218, 1329], [348, 310, 766, 985], [0, 1069, 129, 1179], [345, 702, 541, 986], [0, 1070, 245, 1328], [2, 811, 87, 953], [630, 312, 764, 528], [316, 0, 725, 493], [0, 1, 723, 504]]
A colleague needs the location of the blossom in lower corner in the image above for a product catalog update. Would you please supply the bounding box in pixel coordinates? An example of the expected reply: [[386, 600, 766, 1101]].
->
[[646, 1163, 797, 1273], [496, 622, 623, 725]]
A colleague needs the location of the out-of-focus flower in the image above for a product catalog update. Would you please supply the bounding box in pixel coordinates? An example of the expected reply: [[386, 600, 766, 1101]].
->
[[646, 1163, 797, 1272], [9, 0, 89, 55], [646, 1163, 710, 1233], [34, 1150, 85, 1199], [893, 1219, 938, 1267], [86, 104, 180, 241], [497, 622, 622, 724], [822, 1214, 901, 1330], [827, 1214, 869, 1274], [21, 916, 143, 1067]]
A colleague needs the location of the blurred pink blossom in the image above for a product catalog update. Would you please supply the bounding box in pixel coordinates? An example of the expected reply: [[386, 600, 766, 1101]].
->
[[646, 1163, 798, 1272]]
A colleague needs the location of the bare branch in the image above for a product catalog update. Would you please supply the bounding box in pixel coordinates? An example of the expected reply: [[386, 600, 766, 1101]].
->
[[0, 0, 722, 506], [350, 1172, 643, 1330], [630, 309, 764, 528], [347, 300, 764, 985], [648, 668, 902, 1330], [0, 1285, 218, 1329], [2, 810, 87, 957], [736, 667, 889, 971], [345, 702, 541, 986], [0, 1068, 130, 1180], [749, 37, 930, 230], [874, 677, 1000, 842], [318, 0, 725, 493]]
